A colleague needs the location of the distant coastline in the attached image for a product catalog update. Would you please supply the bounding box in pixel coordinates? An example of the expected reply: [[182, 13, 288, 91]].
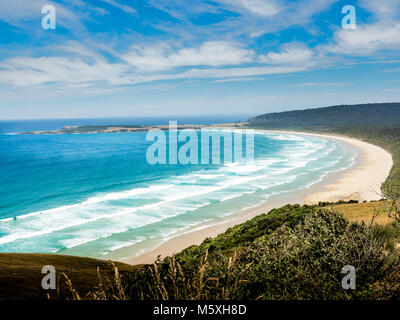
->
[[18, 122, 246, 135]]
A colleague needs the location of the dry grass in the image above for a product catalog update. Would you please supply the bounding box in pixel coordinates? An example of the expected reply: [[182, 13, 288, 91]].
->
[[128, 250, 252, 300], [331, 201, 394, 225], [58, 261, 128, 300]]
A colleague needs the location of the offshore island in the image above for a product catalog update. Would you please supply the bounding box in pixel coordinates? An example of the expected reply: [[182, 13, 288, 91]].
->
[[19, 122, 245, 135]]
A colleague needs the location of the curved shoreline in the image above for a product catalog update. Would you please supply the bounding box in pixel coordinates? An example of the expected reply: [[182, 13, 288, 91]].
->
[[125, 131, 393, 265], [264, 130, 393, 204]]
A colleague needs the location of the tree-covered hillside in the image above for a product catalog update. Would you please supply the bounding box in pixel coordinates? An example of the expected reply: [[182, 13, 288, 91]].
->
[[247, 103, 400, 200], [249, 103, 400, 128]]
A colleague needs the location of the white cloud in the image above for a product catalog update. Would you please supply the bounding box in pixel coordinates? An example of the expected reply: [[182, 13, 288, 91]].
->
[[219, 0, 282, 16], [120, 41, 255, 72], [141, 64, 309, 82], [0, 41, 313, 87], [327, 22, 400, 55], [147, 0, 338, 41], [359, 0, 400, 19], [99, 0, 136, 14], [259, 43, 314, 64], [325, 0, 400, 56], [0, 0, 82, 29], [0, 55, 130, 86]]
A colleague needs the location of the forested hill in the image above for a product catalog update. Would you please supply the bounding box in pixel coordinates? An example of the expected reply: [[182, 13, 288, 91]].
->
[[249, 103, 400, 128], [248, 102, 400, 199]]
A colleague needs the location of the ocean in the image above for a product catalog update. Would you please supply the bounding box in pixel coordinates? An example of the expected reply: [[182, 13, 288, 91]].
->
[[0, 117, 357, 261]]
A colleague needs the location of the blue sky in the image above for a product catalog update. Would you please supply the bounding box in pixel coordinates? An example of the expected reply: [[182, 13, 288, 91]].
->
[[0, 0, 400, 119]]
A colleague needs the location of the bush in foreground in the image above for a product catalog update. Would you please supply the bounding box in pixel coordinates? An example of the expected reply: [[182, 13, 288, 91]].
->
[[122, 207, 400, 300]]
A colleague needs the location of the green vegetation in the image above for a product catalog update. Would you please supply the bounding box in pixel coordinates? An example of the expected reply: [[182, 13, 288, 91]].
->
[[59, 125, 144, 134], [170, 204, 315, 271], [119, 204, 400, 300], [248, 103, 400, 201], [249, 102, 400, 128]]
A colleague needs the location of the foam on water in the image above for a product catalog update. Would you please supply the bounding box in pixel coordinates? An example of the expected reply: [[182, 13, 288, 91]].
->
[[0, 131, 357, 259]]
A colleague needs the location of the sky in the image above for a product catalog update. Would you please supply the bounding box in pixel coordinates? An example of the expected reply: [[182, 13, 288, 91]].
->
[[0, 0, 400, 119]]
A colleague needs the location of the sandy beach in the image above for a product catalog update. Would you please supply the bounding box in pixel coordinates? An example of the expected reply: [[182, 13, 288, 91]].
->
[[126, 130, 393, 265]]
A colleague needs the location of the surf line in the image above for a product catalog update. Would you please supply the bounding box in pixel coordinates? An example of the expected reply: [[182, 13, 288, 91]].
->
[[146, 121, 255, 165]]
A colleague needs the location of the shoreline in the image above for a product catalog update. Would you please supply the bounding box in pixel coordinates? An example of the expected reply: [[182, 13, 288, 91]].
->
[[263, 130, 393, 204], [125, 130, 393, 265]]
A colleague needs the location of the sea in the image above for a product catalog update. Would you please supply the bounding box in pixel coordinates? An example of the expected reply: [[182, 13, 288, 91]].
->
[[0, 116, 358, 261]]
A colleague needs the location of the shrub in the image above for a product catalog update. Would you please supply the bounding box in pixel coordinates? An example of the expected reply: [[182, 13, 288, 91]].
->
[[123, 208, 400, 300]]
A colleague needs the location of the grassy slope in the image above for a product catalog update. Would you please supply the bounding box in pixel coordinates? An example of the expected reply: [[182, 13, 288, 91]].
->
[[332, 201, 394, 225], [0, 253, 140, 300]]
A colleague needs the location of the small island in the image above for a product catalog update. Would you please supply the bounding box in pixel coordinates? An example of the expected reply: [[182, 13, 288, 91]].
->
[[19, 123, 246, 135]]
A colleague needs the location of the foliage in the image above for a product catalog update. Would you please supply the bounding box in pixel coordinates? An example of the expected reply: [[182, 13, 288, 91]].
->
[[173, 204, 315, 271], [235, 210, 399, 299], [249, 103, 400, 128], [121, 206, 400, 300]]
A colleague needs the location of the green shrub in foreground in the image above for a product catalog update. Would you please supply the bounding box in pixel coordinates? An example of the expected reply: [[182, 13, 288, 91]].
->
[[124, 208, 400, 300], [235, 210, 399, 299]]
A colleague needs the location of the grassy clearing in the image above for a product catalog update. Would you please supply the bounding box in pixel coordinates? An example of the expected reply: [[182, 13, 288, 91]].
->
[[331, 201, 394, 225]]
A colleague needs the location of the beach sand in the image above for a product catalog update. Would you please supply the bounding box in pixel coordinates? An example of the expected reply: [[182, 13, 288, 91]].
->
[[301, 133, 393, 204], [125, 131, 393, 265]]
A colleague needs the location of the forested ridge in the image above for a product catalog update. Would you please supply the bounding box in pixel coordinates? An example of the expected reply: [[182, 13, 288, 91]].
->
[[249, 103, 400, 128]]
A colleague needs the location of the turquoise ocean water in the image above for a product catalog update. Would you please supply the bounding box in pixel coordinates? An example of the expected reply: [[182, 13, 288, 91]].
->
[[0, 118, 357, 261]]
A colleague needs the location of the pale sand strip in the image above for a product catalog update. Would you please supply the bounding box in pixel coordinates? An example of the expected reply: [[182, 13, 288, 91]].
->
[[302, 134, 392, 204], [125, 131, 393, 265]]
